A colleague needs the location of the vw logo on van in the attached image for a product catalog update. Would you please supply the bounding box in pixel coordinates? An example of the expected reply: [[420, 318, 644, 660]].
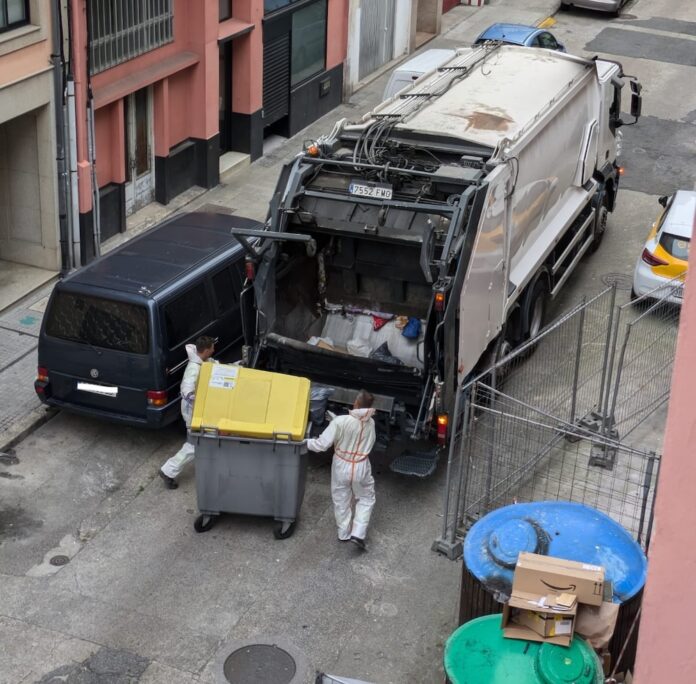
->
[[90, 368, 99, 379]]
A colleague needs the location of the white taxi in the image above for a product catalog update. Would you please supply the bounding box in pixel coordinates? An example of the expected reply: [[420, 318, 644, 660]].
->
[[632, 191, 695, 304]]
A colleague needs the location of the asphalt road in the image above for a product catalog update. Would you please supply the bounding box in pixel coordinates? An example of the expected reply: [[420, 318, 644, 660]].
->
[[1, 1, 694, 682]]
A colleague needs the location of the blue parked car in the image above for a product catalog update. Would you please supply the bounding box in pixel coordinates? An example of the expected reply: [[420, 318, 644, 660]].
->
[[474, 23, 566, 52]]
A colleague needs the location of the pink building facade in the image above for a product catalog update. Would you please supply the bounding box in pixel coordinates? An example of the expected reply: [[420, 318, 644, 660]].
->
[[633, 267, 696, 679], [69, 0, 348, 262]]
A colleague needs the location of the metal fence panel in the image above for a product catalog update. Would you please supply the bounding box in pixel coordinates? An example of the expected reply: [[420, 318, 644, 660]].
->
[[609, 290, 681, 439], [434, 281, 675, 559]]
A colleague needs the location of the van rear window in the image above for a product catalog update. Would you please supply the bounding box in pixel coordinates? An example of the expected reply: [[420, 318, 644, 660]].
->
[[45, 291, 149, 354]]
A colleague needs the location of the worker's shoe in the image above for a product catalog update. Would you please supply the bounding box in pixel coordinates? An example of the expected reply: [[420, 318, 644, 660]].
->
[[159, 470, 178, 489], [350, 536, 367, 552]]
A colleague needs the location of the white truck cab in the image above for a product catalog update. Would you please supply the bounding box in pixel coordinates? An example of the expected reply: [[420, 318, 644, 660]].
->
[[383, 49, 457, 100]]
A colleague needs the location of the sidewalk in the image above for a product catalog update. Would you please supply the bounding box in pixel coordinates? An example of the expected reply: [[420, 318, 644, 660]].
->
[[0, 0, 561, 452]]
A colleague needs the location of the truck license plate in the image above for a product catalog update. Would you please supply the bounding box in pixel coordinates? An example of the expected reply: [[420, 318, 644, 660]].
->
[[349, 181, 393, 200]]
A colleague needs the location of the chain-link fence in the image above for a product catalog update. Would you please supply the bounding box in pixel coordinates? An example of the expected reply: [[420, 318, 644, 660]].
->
[[434, 278, 679, 559]]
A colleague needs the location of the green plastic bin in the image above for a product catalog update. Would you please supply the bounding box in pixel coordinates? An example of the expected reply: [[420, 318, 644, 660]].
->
[[444, 615, 603, 684]]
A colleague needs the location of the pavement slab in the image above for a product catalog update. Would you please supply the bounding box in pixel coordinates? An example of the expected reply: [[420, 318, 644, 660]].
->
[[0, 615, 98, 684]]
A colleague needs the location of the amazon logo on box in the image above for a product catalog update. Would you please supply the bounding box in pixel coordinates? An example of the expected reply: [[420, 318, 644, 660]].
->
[[512, 552, 605, 607]]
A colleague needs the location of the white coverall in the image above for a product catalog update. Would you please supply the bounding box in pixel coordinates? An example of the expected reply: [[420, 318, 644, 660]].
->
[[306, 408, 377, 540], [160, 344, 202, 479]]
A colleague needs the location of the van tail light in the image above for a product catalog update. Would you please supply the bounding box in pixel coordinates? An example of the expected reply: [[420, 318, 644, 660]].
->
[[35, 366, 49, 397], [434, 290, 446, 312], [641, 248, 668, 268], [244, 258, 256, 282], [436, 414, 448, 446], [147, 390, 168, 407]]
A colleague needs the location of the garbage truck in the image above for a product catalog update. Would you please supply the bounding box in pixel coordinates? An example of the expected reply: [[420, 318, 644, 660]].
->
[[236, 44, 642, 462]]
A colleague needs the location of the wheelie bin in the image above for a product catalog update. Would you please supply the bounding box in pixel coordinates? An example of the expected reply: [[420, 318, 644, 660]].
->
[[444, 614, 604, 684], [189, 363, 310, 539]]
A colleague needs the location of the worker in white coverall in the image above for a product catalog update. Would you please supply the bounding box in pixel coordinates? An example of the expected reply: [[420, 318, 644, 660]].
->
[[159, 336, 216, 489], [306, 390, 376, 551]]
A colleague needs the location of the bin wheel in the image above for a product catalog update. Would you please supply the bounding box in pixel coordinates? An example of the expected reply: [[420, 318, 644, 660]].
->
[[194, 514, 215, 533], [273, 520, 296, 540]]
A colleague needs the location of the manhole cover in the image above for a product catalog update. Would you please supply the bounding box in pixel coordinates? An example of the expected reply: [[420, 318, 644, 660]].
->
[[49, 555, 70, 567], [601, 273, 633, 290], [223, 644, 296, 684]]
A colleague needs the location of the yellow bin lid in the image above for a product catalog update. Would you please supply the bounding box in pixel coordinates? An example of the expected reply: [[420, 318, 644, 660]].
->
[[190, 363, 310, 441]]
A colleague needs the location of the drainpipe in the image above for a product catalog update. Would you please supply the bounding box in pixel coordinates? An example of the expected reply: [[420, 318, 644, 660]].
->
[[50, 0, 71, 274], [84, 0, 101, 257], [87, 100, 101, 256], [65, 0, 80, 266], [66, 78, 81, 267]]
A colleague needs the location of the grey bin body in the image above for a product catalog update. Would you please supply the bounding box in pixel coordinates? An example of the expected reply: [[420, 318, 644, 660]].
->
[[192, 431, 308, 536]]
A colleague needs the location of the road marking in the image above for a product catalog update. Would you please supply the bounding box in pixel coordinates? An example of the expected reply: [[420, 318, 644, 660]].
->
[[607, 22, 696, 43], [537, 17, 557, 29]]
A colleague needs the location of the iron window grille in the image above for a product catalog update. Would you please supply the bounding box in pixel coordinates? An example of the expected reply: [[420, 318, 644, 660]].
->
[[89, 0, 174, 74], [0, 0, 29, 34]]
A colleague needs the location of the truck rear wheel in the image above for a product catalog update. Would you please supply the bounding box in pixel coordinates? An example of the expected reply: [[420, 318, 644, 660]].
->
[[590, 196, 609, 253], [523, 277, 549, 341]]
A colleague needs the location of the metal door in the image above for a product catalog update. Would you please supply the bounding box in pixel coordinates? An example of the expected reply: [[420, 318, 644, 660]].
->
[[263, 33, 291, 127], [219, 43, 232, 152], [124, 87, 154, 215], [358, 0, 396, 81]]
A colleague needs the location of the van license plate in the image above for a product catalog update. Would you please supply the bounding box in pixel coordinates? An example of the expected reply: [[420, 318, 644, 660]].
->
[[77, 382, 118, 397], [349, 181, 393, 200]]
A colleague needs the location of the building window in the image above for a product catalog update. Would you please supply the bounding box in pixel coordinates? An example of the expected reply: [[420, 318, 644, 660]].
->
[[291, 0, 326, 86], [219, 0, 231, 21], [264, 0, 304, 14], [0, 0, 29, 33], [89, 0, 174, 74]]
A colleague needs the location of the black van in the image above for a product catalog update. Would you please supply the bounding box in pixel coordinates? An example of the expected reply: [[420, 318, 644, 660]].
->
[[35, 212, 260, 428]]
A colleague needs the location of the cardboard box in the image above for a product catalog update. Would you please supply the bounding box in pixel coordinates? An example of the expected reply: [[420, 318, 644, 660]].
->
[[502, 591, 578, 647], [513, 552, 605, 606]]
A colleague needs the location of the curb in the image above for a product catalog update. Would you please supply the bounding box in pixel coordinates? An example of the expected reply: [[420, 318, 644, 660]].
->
[[0, 406, 59, 453]]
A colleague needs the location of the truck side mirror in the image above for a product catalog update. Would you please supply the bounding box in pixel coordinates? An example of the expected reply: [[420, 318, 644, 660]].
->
[[658, 195, 668, 208], [630, 80, 642, 119]]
